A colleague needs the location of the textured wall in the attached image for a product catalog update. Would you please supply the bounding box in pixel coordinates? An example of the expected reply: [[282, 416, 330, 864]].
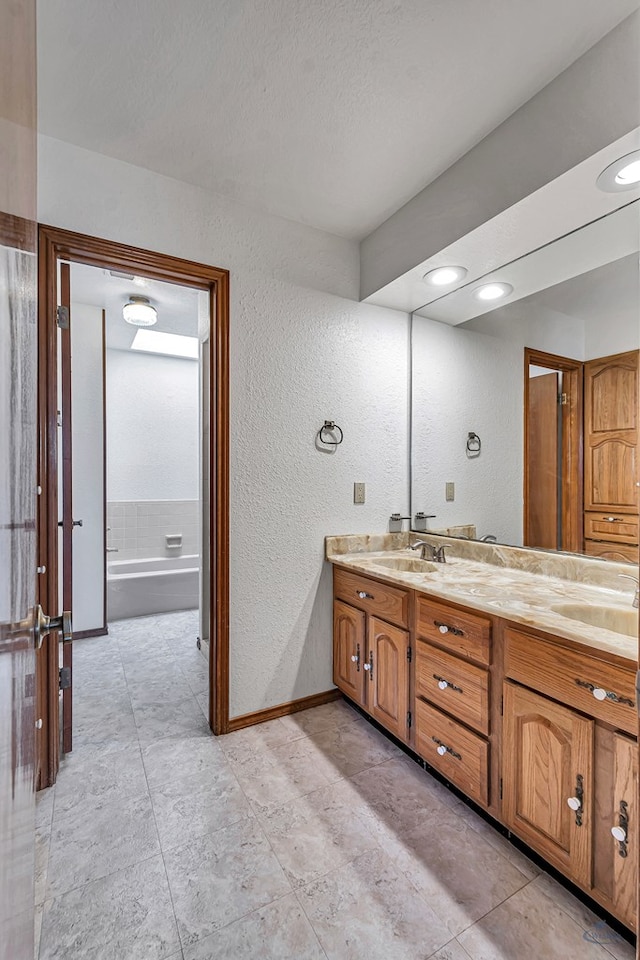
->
[[106, 348, 199, 502], [39, 136, 409, 717]]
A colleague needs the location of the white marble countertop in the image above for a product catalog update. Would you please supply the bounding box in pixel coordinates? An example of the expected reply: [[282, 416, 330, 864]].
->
[[326, 535, 638, 664]]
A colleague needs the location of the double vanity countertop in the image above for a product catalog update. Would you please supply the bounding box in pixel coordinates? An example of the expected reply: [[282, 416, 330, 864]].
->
[[326, 533, 638, 664]]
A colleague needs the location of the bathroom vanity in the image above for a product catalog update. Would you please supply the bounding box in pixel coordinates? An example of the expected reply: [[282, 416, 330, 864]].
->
[[328, 533, 638, 931]]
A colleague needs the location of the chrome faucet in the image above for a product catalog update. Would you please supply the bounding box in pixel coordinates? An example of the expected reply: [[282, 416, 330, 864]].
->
[[410, 540, 446, 563], [480, 534, 497, 543], [618, 575, 639, 608]]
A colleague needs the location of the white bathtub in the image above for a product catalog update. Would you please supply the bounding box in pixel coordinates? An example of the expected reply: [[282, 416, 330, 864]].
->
[[107, 555, 199, 621]]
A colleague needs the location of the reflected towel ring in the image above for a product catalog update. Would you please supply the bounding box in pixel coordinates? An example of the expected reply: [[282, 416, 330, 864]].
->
[[466, 431, 481, 456], [318, 420, 344, 446]]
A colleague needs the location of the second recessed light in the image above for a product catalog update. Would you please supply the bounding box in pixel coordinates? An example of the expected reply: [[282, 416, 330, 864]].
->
[[473, 282, 513, 302], [422, 266, 468, 286]]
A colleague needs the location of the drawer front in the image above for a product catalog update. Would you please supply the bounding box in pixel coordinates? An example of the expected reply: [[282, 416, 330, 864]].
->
[[584, 540, 639, 564], [334, 567, 409, 627], [416, 641, 489, 735], [584, 512, 639, 545], [504, 628, 636, 736], [415, 698, 489, 806], [416, 596, 491, 665]]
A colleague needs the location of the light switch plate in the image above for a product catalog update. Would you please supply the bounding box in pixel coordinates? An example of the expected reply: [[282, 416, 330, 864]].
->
[[354, 482, 366, 504], [445, 482, 455, 502]]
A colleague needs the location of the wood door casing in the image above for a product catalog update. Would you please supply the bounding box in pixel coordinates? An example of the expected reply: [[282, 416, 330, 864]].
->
[[527, 371, 559, 549], [584, 351, 639, 514], [502, 682, 593, 887], [367, 616, 409, 741], [332, 601, 366, 707]]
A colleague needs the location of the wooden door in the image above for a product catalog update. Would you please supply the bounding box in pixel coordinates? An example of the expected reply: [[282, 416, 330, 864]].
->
[[526, 371, 559, 549], [59, 263, 73, 753], [502, 682, 593, 886], [584, 351, 639, 514], [367, 617, 409, 741], [333, 601, 366, 706]]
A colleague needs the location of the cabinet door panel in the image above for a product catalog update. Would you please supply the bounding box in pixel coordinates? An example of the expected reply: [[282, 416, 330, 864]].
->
[[367, 617, 409, 741], [612, 734, 637, 928], [502, 682, 593, 887], [333, 601, 366, 706]]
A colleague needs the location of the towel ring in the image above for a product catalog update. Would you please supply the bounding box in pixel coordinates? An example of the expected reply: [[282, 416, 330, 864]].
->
[[466, 432, 481, 455], [318, 420, 344, 446]]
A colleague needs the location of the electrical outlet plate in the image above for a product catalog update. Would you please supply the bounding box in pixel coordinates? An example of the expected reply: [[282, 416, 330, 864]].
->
[[445, 482, 455, 502], [354, 482, 366, 504]]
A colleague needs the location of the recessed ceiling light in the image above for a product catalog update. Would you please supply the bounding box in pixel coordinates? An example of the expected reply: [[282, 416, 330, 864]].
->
[[122, 295, 158, 327], [422, 265, 467, 286], [596, 150, 640, 192], [130, 329, 199, 359], [473, 282, 513, 302]]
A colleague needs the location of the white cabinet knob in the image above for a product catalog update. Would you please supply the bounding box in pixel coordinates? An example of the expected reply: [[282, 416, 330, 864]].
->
[[566, 796, 581, 811], [592, 687, 607, 701], [35, 718, 42, 730], [350, 655, 358, 662], [438, 679, 448, 690], [436, 744, 447, 756], [363, 663, 371, 671], [438, 624, 448, 634], [611, 825, 627, 843]]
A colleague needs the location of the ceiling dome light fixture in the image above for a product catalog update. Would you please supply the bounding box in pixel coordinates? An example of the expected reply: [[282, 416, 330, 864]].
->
[[596, 150, 640, 192], [122, 295, 158, 327], [422, 265, 467, 286], [473, 281, 513, 302]]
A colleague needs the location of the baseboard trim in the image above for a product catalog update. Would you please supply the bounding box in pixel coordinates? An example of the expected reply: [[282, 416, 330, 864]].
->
[[73, 627, 108, 640], [226, 689, 341, 733]]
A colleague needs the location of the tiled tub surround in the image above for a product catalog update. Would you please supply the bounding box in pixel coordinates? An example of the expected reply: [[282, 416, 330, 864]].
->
[[106, 499, 200, 560], [36, 611, 632, 960], [326, 533, 638, 661]]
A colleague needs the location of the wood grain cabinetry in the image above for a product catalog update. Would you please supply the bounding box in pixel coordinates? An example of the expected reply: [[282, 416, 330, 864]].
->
[[584, 350, 639, 557], [415, 697, 489, 806], [332, 568, 411, 743]]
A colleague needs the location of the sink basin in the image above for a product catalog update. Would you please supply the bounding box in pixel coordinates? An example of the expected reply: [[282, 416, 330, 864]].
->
[[368, 557, 437, 574], [550, 603, 638, 638]]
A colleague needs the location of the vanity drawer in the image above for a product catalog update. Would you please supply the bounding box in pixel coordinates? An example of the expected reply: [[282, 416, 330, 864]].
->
[[415, 698, 489, 806], [333, 567, 409, 628], [504, 628, 637, 736], [584, 512, 639, 545], [584, 541, 639, 563], [416, 641, 489, 735], [416, 596, 491, 665]]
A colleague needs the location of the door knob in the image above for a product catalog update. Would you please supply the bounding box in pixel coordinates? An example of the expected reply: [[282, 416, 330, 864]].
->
[[32, 604, 73, 649]]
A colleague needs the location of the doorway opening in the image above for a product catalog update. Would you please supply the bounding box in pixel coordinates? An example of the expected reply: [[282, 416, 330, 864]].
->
[[523, 348, 583, 554], [37, 226, 230, 788]]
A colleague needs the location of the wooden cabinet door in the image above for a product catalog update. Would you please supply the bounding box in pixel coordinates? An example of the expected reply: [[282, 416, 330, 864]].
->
[[367, 617, 409, 741], [333, 601, 366, 706], [584, 350, 639, 514], [502, 683, 593, 886]]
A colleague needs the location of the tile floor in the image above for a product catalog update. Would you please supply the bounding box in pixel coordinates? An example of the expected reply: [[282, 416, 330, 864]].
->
[[35, 611, 635, 960]]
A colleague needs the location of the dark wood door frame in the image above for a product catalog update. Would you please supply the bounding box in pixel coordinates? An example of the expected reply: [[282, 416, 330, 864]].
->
[[523, 348, 583, 555], [37, 225, 230, 786]]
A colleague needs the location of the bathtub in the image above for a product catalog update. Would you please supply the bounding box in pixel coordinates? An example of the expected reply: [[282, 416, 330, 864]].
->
[[107, 555, 199, 621]]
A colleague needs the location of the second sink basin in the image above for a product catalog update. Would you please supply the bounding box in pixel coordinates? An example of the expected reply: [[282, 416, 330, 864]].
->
[[368, 557, 437, 574], [551, 602, 638, 638]]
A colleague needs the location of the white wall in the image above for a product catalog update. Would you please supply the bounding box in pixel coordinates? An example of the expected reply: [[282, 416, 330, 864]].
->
[[106, 348, 199, 502], [411, 307, 584, 545], [39, 135, 409, 718]]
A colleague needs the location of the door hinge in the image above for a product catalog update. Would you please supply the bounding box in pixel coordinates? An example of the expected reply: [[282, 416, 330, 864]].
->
[[59, 666, 71, 690], [406, 710, 412, 729], [558, 392, 568, 406], [56, 305, 70, 329], [499, 778, 503, 801], [406, 645, 412, 663]]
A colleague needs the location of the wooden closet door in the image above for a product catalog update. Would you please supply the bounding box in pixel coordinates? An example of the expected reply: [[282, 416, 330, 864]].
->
[[584, 350, 639, 514]]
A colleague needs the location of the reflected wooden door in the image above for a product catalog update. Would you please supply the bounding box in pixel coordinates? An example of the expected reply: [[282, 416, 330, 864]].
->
[[526, 371, 559, 549]]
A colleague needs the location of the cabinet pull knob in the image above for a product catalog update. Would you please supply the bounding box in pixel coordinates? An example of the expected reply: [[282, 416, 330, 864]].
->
[[612, 800, 629, 857], [574, 679, 635, 707], [363, 651, 374, 679], [434, 620, 464, 637], [567, 774, 584, 826], [433, 674, 463, 694], [356, 591, 374, 600], [431, 737, 461, 761], [603, 516, 623, 522]]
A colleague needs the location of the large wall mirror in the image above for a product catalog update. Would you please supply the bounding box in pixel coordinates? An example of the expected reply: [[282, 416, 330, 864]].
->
[[410, 197, 640, 564]]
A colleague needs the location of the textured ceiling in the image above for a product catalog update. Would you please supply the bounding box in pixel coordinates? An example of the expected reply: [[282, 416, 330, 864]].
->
[[37, 0, 638, 239]]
